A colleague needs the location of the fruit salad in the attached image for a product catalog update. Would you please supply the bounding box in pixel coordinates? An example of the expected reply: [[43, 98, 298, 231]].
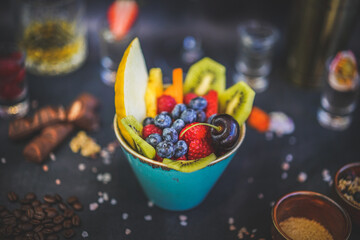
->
[[115, 38, 255, 172]]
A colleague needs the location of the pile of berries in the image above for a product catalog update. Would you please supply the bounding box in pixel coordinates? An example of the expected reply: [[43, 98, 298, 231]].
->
[[142, 90, 218, 161]]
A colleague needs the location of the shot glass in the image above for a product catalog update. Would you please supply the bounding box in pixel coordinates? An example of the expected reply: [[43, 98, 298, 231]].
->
[[0, 44, 29, 119], [234, 20, 279, 93], [18, 0, 87, 76], [114, 115, 246, 211], [317, 51, 359, 131], [99, 19, 135, 86]]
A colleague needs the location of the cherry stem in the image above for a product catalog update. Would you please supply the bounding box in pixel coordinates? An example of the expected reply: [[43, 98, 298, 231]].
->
[[179, 122, 222, 138]]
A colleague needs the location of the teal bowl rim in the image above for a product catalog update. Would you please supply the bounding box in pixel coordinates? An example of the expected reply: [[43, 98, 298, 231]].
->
[[113, 115, 246, 170]]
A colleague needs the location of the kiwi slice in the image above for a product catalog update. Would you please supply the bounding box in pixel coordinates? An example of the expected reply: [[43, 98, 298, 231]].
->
[[163, 153, 216, 173], [219, 82, 255, 126], [120, 115, 156, 159], [184, 57, 226, 96]]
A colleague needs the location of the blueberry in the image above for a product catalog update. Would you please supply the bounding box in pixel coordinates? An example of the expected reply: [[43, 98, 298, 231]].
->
[[171, 119, 185, 133], [207, 114, 217, 124], [180, 109, 197, 124], [174, 140, 188, 158], [171, 104, 187, 119], [162, 128, 178, 143], [154, 113, 172, 129], [196, 110, 206, 122], [156, 141, 175, 158], [189, 97, 207, 110], [145, 133, 162, 148], [142, 117, 154, 126], [160, 111, 173, 120]]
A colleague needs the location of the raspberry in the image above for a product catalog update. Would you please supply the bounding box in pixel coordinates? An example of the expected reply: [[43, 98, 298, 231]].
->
[[184, 93, 198, 105], [142, 124, 162, 139], [179, 123, 210, 144], [187, 139, 214, 160], [157, 95, 177, 114], [203, 90, 218, 119]]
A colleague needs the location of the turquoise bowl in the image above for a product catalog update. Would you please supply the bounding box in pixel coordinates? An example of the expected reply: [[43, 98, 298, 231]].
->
[[114, 115, 246, 211]]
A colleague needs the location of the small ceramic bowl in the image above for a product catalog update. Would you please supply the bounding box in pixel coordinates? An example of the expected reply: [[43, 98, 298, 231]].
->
[[271, 191, 352, 240], [334, 162, 360, 226], [114, 115, 246, 211]]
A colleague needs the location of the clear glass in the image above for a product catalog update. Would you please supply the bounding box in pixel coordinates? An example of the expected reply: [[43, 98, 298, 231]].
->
[[0, 44, 29, 119], [317, 56, 360, 131], [18, 0, 87, 76], [98, 18, 134, 86], [234, 20, 279, 93]]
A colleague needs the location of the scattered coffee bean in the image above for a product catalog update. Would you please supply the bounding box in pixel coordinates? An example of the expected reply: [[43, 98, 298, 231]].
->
[[34, 224, 44, 232], [42, 227, 54, 234], [24, 192, 37, 201], [62, 229, 75, 239], [34, 232, 45, 240], [66, 196, 78, 205], [53, 215, 64, 224], [63, 219, 72, 229], [34, 211, 46, 220], [47, 234, 59, 240], [19, 222, 33, 231], [26, 208, 34, 218], [53, 224, 62, 233], [7, 192, 18, 202], [45, 208, 58, 218], [31, 219, 41, 225], [58, 202, 68, 211], [64, 209, 74, 218], [54, 194, 62, 202], [71, 215, 80, 227], [43, 195, 56, 204], [32, 200, 41, 207], [72, 202, 83, 211]]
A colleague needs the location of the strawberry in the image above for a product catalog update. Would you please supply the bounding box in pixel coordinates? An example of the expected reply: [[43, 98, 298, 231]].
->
[[157, 95, 177, 113], [142, 124, 162, 139], [187, 139, 214, 160], [184, 92, 198, 105], [203, 90, 218, 119], [107, 0, 139, 40], [176, 155, 187, 160], [179, 123, 210, 144]]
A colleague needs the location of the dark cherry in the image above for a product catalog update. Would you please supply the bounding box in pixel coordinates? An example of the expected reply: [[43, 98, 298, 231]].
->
[[210, 114, 239, 151]]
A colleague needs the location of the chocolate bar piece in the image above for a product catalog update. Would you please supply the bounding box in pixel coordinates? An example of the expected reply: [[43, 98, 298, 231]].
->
[[9, 106, 66, 140], [67, 93, 100, 131], [23, 123, 74, 164]]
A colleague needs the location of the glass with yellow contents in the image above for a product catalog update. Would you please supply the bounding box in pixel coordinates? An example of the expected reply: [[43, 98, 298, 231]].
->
[[18, 0, 87, 76]]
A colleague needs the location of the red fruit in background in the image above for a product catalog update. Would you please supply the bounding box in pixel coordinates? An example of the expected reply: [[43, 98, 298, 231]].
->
[[184, 92, 198, 105], [179, 123, 210, 144], [0, 60, 21, 77], [176, 155, 187, 160], [142, 124, 162, 139], [155, 154, 163, 162], [203, 90, 218, 119], [187, 139, 214, 160], [107, 0, 139, 40], [157, 95, 177, 113]]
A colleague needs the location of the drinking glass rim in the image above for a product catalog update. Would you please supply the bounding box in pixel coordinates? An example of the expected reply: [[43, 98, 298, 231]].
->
[[19, 0, 83, 9], [113, 114, 246, 170]]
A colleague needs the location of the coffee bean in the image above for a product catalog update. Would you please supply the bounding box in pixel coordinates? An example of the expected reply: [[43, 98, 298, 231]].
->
[[34, 224, 44, 232], [47, 234, 59, 240], [43, 195, 56, 204], [63, 219, 72, 229], [0, 210, 11, 218], [32, 200, 41, 207], [72, 202, 83, 211], [45, 208, 58, 218], [42, 227, 54, 235], [3, 216, 16, 225], [66, 196, 78, 205], [20, 204, 32, 211], [19, 223, 33, 231], [45, 223, 55, 228], [34, 232, 45, 240], [31, 219, 41, 225], [7, 192, 18, 202], [20, 198, 31, 204], [35, 206, 43, 213], [53, 215, 64, 224], [52, 224, 62, 233], [20, 215, 29, 222], [26, 208, 34, 218], [71, 215, 80, 227], [62, 229, 75, 239], [24, 231, 34, 238], [34, 212, 45, 220], [25, 192, 37, 201], [63, 209, 74, 218], [40, 203, 50, 209], [54, 194, 62, 202], [0, 205, 5, 211], [58, 202, 67, 211], [42, 218, 52, 224]]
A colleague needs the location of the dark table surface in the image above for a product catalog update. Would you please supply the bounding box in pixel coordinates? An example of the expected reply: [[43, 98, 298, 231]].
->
[[1, 0, 360, 239]]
